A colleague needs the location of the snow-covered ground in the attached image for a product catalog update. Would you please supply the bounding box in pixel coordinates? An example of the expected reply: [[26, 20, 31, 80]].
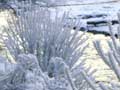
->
[[1, 0, 120, 34], [88, 24, 119, 34], [50, 0, 120, 34], [8, 0, 120, 35]]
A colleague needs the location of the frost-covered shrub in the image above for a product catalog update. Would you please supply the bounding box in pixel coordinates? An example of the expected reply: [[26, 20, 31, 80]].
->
[[0, 0, 103, 90], [48, 57, 67, 77], [94, 15, 120, 89], [0, 54, 95, 90], [0, 54, 45, 90], [0, 54, 110, 90], [1, 0, 88, 73], [94, 22, 120, 81]]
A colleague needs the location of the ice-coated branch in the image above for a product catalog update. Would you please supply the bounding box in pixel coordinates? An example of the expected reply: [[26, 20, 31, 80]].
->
[[1, 0, 88, 75], [81, 71, 98, 90], [94, 14, 120, 90]]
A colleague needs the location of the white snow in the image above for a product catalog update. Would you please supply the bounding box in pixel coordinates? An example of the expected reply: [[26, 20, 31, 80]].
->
[[49, 0, 120, 34], [1, 0, 120, 34], [88, 24, 119, 34]]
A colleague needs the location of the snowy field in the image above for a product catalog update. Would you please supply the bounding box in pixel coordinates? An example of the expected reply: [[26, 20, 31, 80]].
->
[[49, 0, 120, 34], [9, 0, 120, 34]]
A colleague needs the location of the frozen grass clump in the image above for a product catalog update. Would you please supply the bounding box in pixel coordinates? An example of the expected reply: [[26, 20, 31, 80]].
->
[[0, 0, 111, 90], [0, 0, 88, 73]]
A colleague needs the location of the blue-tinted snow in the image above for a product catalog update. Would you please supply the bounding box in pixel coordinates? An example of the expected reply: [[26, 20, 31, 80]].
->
[[8, 0, 120, 34], [50, 0, 120, 34]]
